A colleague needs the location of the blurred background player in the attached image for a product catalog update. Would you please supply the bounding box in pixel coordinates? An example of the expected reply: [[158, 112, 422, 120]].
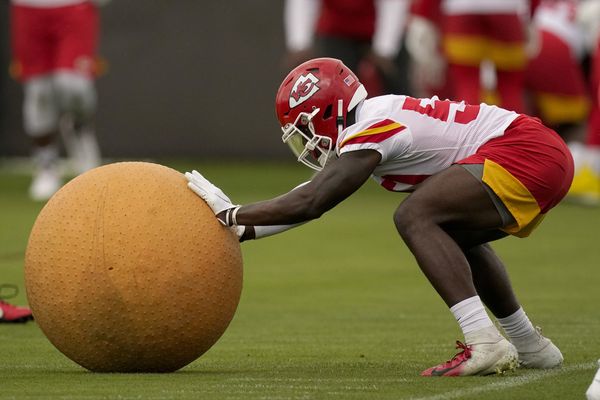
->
[[405, 0, 451, 99], [407, 0, 537, 113], [283, 0, 412, 96], [10, 0, 109, 201], [568, 0, 600, 205], [524, 0, 589, 141], [0, 284, 33, 323]]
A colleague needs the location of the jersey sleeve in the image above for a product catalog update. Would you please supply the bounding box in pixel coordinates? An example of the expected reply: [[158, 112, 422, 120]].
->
[[336, 118, 410, 163]]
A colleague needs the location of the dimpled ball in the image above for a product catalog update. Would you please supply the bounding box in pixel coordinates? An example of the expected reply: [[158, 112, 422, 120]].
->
[[24, 162, 243, 372]]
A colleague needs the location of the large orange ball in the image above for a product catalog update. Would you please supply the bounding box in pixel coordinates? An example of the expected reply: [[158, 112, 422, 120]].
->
[[25, 162, 243, 372]]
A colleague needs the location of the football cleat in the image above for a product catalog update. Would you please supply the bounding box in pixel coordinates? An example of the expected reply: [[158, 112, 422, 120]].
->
[[0, 300, 33, 323], [515, 327, 563, 369], [421, 338, 518, 377]]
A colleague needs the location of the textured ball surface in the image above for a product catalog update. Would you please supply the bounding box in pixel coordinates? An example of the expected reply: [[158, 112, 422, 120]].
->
[[25, 162, 243, 372]]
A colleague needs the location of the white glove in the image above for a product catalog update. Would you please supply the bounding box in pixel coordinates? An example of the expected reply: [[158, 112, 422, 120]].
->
[[185, 170, 248, 240], [185, 170, 238, 220]]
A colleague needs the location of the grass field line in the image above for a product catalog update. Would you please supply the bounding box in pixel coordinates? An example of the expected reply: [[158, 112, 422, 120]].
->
[[409, 362, 596, 400]]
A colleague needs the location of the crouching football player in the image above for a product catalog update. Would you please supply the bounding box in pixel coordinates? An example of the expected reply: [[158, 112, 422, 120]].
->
[[186, 58, 570, 376]]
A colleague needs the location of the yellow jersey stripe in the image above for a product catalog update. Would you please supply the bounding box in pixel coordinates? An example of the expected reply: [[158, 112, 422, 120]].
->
[[339, 122, 404, 149]]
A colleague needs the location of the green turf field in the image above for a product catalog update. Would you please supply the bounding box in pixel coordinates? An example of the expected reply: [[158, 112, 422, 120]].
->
[[1, 161, 599, 400]]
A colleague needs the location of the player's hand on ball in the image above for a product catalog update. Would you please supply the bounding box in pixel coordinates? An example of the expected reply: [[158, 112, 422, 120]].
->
[[185, 170, 238, 217], [185, 170, 248, 241]]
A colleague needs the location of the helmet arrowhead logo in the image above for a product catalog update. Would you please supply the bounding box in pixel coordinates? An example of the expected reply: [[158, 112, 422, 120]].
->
[[289, 73, 320, 108]]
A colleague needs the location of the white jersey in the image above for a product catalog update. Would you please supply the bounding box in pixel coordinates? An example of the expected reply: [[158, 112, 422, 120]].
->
[[11, 0, 88, 7], [442, 0, 528, 15], [336, 95, 519, 192]]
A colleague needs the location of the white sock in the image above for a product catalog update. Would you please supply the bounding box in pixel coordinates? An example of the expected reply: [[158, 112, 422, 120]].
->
[[450, 296, 497, 343], [497, 307, 537, 348]]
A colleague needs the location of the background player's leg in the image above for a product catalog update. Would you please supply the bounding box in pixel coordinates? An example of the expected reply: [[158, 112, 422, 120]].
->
[[448, 64, 481, 104], [23, 76, 61, 201], [53, 71, 100, 174], [53, 2, 102, 175]]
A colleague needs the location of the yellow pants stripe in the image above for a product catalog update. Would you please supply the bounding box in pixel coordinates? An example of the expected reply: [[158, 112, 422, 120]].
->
[[482, 159, 544, 238]]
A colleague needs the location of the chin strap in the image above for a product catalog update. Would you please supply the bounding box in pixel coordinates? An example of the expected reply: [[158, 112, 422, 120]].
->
[[336, 98, 344, 136]]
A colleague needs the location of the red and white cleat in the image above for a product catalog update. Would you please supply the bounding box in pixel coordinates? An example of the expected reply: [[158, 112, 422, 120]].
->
[[0, 300, 34, 323], [422, 338, 519, 376]]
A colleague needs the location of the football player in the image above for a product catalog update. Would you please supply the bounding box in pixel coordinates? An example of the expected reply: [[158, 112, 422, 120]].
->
[[186, 58, 568, 376], [10, 0, 109, 201], [408, 0, 538, 113], [568, 0, 600, 205], [525, 0, 589, 134], [283, 0, 411, 96]]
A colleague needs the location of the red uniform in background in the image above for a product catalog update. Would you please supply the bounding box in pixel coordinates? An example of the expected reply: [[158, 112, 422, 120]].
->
[[316, 0, 376, 41], [589, 39, 600, 147], [10, 0, 100, 81], [525, 0, 589, 128], [408, 0, 539, 112], [441, 0, 532, 113], [284, 0, 411, 96], [565, 0, 600, 205]]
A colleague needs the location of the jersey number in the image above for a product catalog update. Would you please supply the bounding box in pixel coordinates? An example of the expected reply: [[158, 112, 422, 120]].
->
[[402, 97, 480, 124]]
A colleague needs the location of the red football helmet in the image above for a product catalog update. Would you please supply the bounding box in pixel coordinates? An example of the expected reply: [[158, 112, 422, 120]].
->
[[275, 58, 368, 170]]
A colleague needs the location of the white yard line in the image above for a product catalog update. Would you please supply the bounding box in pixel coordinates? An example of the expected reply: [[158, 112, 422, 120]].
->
[[409, 362, 596, 400]]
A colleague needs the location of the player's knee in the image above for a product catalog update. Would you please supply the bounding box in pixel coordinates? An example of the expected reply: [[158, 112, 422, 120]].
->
[[23, 77, 59, 137], [393, 201, 428, 240], [52, 72, 97, 121]]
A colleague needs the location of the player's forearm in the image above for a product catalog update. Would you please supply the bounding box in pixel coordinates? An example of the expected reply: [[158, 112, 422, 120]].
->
[[235, 186, 327, 226]]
